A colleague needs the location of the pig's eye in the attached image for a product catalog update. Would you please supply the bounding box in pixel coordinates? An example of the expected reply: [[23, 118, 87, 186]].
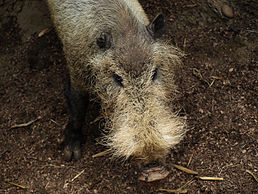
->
[[152, 68, 158, 81], [97, 32, 112, 49], [113, 73, 124, 87]]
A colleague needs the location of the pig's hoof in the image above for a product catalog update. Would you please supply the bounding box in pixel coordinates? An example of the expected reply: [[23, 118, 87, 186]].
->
[[138, 165, 170, 183], [63, 140, 81, 161]]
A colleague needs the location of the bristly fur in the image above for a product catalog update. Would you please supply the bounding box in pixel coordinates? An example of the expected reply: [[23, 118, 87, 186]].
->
[[90, 42, 186, 163], [47, 0, 187, 163]]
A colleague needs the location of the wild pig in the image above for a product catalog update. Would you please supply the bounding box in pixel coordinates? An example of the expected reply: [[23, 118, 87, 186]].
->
[[47, 0, 186, 170]]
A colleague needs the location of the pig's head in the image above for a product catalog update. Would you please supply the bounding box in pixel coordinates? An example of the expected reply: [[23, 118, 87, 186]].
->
[[88, 13, 186, 164]]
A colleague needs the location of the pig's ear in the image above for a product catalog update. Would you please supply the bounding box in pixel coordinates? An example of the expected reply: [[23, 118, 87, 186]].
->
[[97, 32, 112, 49], [147, 13, 165, 38]]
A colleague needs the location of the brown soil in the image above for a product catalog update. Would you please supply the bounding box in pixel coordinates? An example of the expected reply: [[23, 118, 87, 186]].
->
[[0, 0, 257, 193]]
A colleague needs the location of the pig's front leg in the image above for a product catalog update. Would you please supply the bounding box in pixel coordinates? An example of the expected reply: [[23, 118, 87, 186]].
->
[[63, 77, 89, 161]]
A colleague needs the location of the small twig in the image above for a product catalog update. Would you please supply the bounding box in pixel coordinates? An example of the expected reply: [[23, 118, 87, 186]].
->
[[246, 170, 258, 182], [6, 180, 27, 189], [71, 169, 85, 182], [198, 176, 224, 181], [183, 38, 187, 52], [192, 68, 211, 86], [185, 4, 198, 8], [92, 150, 111, 158], [187, 154, 193, 167], [38, 28, 50, 37], [41, 163, 65, 169], [211, 75, 224, 80], [209, 75, 224, 87], [177, 178, 196, 191], [10, 116, 41, 129], [182, 178, 195, 188], [157, 188, 187, 193], [219, 163, 241, 174], [208, 79, 215, 87], [172, 164, 198, 175], [50, 119, 61, 126]]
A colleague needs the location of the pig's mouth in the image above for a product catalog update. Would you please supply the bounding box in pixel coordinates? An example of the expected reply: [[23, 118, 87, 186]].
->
[[100, 109, 186, 163]]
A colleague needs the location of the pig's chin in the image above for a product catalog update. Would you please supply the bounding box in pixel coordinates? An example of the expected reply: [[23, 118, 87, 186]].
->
[[101, 106, 186, 163]]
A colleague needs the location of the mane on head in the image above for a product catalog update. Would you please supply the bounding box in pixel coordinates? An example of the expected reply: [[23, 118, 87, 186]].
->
[[110, 3, 153, 78]]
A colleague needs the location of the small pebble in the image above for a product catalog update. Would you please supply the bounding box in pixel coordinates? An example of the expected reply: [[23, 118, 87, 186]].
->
[[221, 5, 234, 18]]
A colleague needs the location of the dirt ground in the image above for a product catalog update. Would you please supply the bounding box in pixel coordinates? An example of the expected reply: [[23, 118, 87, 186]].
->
[[0, 0, 257, 193]]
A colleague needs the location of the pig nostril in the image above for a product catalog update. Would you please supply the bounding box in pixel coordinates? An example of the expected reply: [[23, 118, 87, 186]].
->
[[152, 68, 158, 81], [113, 73, 124, 87]]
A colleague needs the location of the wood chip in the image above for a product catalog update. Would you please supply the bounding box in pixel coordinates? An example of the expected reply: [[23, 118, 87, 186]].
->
[[172, 164, 198, 175]]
